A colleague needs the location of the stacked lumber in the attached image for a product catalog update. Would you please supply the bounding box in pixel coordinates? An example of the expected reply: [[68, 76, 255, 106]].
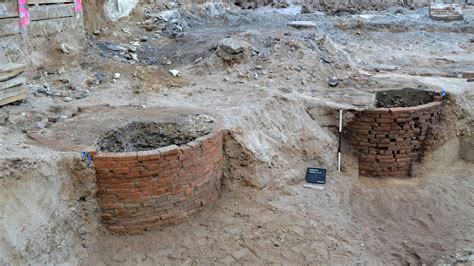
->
[[0, 63, 27, 106]]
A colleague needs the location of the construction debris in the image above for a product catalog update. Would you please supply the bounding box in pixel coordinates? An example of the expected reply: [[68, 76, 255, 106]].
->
[[429, 3, 464, 22], [287, 21, 317, 29], [0, 63, 27, 106]]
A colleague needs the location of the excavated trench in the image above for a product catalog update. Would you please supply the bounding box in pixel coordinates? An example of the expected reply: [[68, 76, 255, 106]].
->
[[347, 88, 443, 178]]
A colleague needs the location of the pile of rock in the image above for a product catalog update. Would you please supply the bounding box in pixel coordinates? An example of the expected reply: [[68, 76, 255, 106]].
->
[[96, 41, 140, 64], [143, 8, 187, 36], [216, 38, 250, 64]]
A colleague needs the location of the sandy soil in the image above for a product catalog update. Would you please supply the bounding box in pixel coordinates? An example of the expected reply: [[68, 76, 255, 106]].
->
[[1, 2, 474, 265]]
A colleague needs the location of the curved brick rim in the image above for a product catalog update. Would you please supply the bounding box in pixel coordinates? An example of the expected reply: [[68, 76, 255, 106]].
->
[[347, 99, 442, 178], [92, 124, 223, 235]]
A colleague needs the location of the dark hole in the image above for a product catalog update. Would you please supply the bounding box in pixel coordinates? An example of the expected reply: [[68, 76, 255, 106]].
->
[[375, 88, 435, 108], [97, 114, 214, 153]]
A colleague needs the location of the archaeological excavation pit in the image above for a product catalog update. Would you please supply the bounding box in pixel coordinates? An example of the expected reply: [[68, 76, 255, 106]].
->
[[347, 88, 443, 178], [26, 106, 224, 235]]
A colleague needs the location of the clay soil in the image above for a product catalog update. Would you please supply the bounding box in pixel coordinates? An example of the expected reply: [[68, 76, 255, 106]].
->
[[97, 116, 214, 152], [375, 88, 435, 108], [1, 2, 474, 265]]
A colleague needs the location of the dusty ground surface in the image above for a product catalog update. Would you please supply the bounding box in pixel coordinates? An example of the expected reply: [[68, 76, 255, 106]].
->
[[375, 88, 435, 107], [1, 2, 474, 265], [26, 106, 217, 152]]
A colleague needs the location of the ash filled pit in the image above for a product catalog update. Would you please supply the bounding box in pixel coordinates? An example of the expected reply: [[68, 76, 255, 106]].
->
[[375, 88, 435, 108], [97, 114, 214, 152]]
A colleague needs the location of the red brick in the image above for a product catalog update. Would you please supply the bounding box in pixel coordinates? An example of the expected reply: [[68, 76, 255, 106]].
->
[[93, 131, 223, 235]]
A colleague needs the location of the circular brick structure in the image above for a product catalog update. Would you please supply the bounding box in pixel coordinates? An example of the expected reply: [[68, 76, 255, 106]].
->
[[347, 91, 442, 178], [93, 129, 223, 234]]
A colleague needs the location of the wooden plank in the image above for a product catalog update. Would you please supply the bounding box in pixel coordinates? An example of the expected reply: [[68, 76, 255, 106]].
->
[[0, 62, 25, 73], [28, 0, 73, 5], [29, 3, 74, 21], [0, 68, 23, 82], [0, 2, 18, 19], [0, 91, 27, 106], [29, 16, 81, 37], [0, 83, 25, 96], [0, 76, 25, 91], [0, 17, 20, 37]]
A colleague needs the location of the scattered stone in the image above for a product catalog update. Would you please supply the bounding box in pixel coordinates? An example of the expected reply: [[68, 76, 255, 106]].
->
[[389, 6, 408, 15], [74, 91, 89, 99], [59, 43, 74, 54], [328, 76, 340, 86], [96, 72, 106, 84], [156, 9, 179, 22], [103, 42, 128, 52], [139, 36, 148, 42], [218, 38, 246, 54], [64, 97, 73, 102], [169, 69, 180, 77], [301, 5, 312, 14], [165, 1, 177, 9], [216, 38, 249, 63], [114, 73, 121, 79], [272, 1, 288, 8], [287, 21, 317, 29], [93, 30, 100, 35], [373, 64, 398, 72], [121, 28, 132, 35], [166, 60, 172, 65], [48, 116, 58, 123]]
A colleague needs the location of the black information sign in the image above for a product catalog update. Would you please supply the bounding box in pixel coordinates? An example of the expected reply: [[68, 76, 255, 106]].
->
[[305, 167, 326, 184]]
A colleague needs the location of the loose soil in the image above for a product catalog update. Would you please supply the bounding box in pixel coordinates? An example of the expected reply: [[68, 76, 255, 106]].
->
[[375, 88, 435, 108], [97, 116, 213, 152]]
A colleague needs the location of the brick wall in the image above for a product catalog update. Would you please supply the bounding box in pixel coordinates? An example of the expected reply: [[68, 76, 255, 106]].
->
[[92, 130, 223, 235], [347, 99, 442, 178]]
